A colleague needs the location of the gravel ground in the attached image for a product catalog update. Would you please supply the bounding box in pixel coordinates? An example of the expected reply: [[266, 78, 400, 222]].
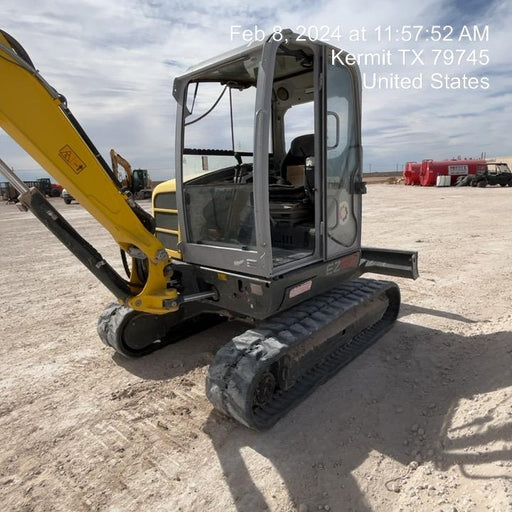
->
[[0, 183, 511, 512]]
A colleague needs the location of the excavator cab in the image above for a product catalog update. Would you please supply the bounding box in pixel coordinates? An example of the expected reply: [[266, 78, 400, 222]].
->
[[132, 168, 149, 193], [164, 32, 364, 279]]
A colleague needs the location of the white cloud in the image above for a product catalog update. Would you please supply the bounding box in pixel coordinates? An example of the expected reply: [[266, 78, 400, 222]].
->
[[1, 0, 511, 179]]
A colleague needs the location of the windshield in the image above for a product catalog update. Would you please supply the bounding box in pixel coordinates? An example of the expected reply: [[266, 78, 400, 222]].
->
[[181, 75, 257, 249], [182, 82, 256, 181]]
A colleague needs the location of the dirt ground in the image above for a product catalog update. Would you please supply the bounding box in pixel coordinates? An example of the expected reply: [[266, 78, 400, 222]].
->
[[0, 183, 511, 512]]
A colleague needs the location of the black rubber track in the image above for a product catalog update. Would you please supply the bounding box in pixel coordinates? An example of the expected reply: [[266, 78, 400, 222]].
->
[[97, 303, 225, 358], [206, 278, 400, 430]]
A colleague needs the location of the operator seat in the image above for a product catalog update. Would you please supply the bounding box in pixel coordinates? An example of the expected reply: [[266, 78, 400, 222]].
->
[[270, 134, 315, 247], [281, 134, 314, 182], [280, 134, 315, 202]]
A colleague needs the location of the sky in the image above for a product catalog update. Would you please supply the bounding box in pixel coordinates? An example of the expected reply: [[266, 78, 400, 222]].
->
[[1, 0, 511, 181]]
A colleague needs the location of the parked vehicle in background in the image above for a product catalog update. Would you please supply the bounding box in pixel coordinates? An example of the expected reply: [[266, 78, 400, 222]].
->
[[455, 162, 512, 187], [1, 177, 62, 200], [50, 183, 63, 197], [61, 188, 75, 204], [471, 163, 512, 187], [110, 149, 153, 199], [0, 181, 18, 201]]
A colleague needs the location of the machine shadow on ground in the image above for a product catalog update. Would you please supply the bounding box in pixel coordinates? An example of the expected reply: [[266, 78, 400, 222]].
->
[[201, 320, 511, 511], [110, 306, 511, 511], [400, 303, 479, 324]]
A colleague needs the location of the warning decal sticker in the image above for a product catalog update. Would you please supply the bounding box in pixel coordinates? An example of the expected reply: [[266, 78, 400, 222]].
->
[[338, 201, 349, 225], [58, 145, 86, 174], [289, 279, 312, 299]]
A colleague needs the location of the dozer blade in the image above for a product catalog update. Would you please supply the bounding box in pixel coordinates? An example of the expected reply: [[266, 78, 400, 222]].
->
[[206, 278, 400, 430]]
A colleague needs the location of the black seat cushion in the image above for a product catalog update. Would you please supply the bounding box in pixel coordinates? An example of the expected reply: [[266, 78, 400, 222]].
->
[[281, 134, 314, 178]]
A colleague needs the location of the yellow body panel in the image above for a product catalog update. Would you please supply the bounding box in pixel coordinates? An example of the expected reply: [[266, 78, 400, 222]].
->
[[0, 32, 177, 314], [152, 179, 182, 260]]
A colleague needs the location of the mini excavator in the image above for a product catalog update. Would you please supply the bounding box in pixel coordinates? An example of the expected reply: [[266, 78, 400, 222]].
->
[[0, 29, 418, 429], [110, 149, 153, 199]]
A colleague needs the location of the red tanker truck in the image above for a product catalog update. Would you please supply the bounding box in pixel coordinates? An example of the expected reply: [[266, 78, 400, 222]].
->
[[419, 159, 487, 186]]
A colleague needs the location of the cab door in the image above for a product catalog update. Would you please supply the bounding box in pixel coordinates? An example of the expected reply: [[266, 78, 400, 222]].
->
[[323, 48, 363, 259]]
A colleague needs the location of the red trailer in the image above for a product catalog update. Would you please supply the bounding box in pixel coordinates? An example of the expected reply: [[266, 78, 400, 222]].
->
[[403, 162, 421, 185], [420, 159, 487, 186]]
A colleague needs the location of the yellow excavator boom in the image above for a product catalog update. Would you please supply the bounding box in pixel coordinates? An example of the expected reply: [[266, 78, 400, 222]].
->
[[0, 29, 178, 314]]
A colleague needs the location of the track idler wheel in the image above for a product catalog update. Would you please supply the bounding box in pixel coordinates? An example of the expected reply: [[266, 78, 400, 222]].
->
[[97, 303, 173, 358], [97, 303, 226, 359]]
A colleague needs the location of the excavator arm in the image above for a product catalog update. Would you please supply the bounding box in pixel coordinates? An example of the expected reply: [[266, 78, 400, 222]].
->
[[0, 30, 178, 314]]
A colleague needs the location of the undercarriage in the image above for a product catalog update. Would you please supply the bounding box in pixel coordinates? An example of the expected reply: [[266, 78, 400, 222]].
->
[[98, 278, 400, 429]]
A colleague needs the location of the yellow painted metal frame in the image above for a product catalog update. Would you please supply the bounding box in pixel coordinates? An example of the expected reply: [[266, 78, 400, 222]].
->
[[152, 179, 182, 260], [0, 32, 178, 314]]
